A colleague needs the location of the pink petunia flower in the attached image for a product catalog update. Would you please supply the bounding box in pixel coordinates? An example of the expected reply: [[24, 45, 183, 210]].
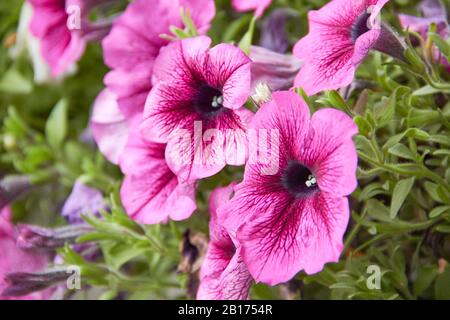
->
[[232, 0, 272, 17], [0, 207, 52, 300], [102, 0, 216, 118], [197, 183, 253, 300], [119, 117, 197, 224], [27, 0, 111, 77], [92, 0, 215, 165], [141, 36, 253, 181], [293, 0, 405, 95], [219, 91, 358, 285]]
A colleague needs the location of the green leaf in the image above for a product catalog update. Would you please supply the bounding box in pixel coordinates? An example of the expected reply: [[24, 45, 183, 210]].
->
[[414, 265, 438, 296], [429, 206, 450, 218], [327, 90, 350, 113], [239, 16, 256, 55], [413, 85, 441, 96], [0, 68, 33, 94], [435, 266, 450, 300], [429, 32, 450, 59], [390, 177, 415, 219], [424, 181, 446, 203], [388, 143, 415, 160], [180, 7, 198, 37], [354, 116, 372, 136], [45, 99, 68, 150]]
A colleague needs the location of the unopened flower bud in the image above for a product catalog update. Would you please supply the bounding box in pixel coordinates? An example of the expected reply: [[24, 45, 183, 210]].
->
[[251, 82, 272, 106], [1, 266, 70, 297], [0, 175, 32, 209], [16, 224, 94, 250]]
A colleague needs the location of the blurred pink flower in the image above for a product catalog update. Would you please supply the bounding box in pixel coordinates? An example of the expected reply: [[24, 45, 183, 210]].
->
[[119, 117, 197, 224], [399, 0, 449, 70], [0, 207, 52, 300], [197, 183, 252, 300], [293, 0, 404, 95], [232, 0, 272, 17], [399, 0, 448, 38], [27, 0, 111, 77], [219, 91, 358, 285], [141, 36, 253, 181]]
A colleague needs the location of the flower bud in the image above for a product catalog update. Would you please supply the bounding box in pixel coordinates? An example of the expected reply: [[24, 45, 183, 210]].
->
[[0, 175, 32, 209]]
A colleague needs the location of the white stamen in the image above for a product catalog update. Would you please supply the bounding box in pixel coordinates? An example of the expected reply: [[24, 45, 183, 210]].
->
[[305, 174, 317, 188]]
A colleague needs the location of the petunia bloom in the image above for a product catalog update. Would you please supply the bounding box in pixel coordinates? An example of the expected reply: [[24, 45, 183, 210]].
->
[[0, 207, 53, 300], [119, 117, 197, 224], [27, 0, 112, 77], [102, 0, 216, 118], [197, 183, 253, 300], [293, 0, 406, 95], [141, 36, 253, 181], [93, 0, 215, 165], [219, 91, 358, 285], [232, 0, 272, 17]]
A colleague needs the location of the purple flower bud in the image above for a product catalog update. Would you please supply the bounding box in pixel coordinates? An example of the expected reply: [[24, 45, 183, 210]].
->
[[16, 224, 94, 250], [1, 267, 69, 298], [62, 180, 106, 224], [249, 45, 303, 92], [260, 8, 299, 54], [0, 175, 32, 210]]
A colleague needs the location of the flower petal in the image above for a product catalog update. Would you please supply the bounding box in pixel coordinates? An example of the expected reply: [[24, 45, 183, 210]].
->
[[304, 108, 358, 197]]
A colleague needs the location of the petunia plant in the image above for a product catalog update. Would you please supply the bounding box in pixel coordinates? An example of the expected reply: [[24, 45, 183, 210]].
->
[[0, 0, 449, 301]]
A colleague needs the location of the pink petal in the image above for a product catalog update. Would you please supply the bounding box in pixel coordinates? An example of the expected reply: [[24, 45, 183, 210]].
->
[[90, 89, 129, 164], [119, 119, 197, 224], [304, 108, 358, 197], [198, 184, 252, 300], [232, 0, 272, 17], [236, 193, 349, 284], [206, 43, 252, 110]]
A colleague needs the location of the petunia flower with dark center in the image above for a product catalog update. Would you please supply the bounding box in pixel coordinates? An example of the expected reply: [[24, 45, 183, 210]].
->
[[281, 160, 319, 199], [91, 0, 216, 165], [142, 36, 253, 181], [218, 91, 358, 285], [293, 0, 406, 95]]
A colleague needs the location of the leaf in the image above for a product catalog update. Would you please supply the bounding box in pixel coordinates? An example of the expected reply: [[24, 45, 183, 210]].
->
[[390, 177, 415, 219], [414, 265, 438, 296], [413, 85, 441, 96], [0, 69, 33, 94], [327, 90, 350, 112], [239, 16, 256, 55], [45, 99, 68, 150], [354, 116, 372, 136], [435, 266, 450, 300], [429, 206, 450, 218], [424, 181, 446, 203], [388, 143, 415, 160]]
